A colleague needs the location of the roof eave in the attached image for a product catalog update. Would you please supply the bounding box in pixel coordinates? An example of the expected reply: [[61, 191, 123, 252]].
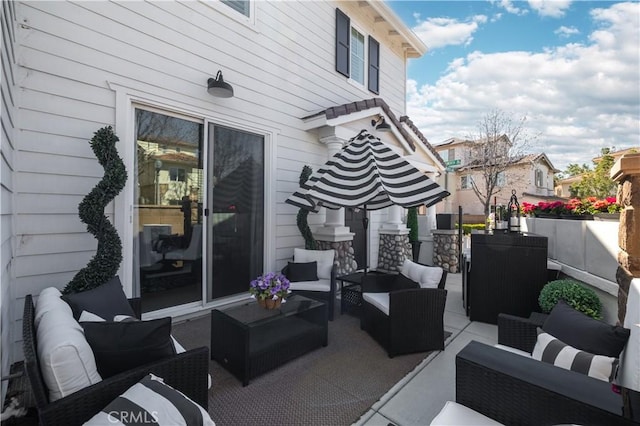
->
[[366, 1, 427, 58]]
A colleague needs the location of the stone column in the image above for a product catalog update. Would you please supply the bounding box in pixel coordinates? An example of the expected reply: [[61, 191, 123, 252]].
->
[[611, 153, 640, 324], [377, 205, 411, 272], [312, 135, 356, 274]]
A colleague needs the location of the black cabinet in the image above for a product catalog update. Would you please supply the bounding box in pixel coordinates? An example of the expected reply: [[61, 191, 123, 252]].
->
[[469, 233, 548, 324]]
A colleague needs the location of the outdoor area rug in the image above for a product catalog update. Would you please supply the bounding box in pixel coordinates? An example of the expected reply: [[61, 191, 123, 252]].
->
[[171, 307, 441, 426]]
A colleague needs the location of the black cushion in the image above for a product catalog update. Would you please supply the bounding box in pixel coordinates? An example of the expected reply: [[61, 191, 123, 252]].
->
[[393, 273, 419, 290], [542, 300, 630, 358], [62, 276, 135, 321], [286, 261, 318, 282], [82, 317, 176, 378]]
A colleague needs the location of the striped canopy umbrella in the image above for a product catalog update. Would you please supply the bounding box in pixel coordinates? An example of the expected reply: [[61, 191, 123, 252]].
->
[[286, 129, 449, 212]]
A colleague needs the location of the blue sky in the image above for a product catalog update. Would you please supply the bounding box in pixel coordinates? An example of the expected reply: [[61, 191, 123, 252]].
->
[[386, 1, 640, 171]]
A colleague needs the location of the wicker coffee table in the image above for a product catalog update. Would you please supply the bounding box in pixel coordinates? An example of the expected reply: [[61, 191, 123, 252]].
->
[[210, 294, 328, 386]]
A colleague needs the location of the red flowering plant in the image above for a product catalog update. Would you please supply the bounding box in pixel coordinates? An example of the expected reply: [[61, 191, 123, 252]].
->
[[537, 200, 565, 216], [590, 197, 622, 214], [521, 202, 538, 216], [565, 197, 594, 215]]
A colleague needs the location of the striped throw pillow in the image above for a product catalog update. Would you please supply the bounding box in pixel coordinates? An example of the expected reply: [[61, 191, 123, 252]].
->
[[532, 329, 618, 382], [83, 374, 214, 426]]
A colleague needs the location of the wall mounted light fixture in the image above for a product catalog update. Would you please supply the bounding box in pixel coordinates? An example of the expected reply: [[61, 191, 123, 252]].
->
[[371, 116, 391, 132], [207, 71, 234, 98]]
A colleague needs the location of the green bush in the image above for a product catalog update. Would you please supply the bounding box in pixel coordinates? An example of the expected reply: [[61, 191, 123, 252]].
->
[[538, 279, 602, 320], [456, 223, 486, 235]]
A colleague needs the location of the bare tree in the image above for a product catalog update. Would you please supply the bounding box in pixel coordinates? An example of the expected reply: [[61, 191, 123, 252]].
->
[[465, 109, 536, 216]]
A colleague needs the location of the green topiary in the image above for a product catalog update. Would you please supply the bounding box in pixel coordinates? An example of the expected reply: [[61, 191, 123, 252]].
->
[[538, 279, 602, 320], [296, 165, 316, 250], [407, 207, 418, 242], [63, 126, 127, 294]]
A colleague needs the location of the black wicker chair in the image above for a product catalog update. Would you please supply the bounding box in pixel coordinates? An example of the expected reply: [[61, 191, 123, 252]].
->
[[455, 313, 638, 426], [359, 267, 448, 358], [23, 294, 210, 426]]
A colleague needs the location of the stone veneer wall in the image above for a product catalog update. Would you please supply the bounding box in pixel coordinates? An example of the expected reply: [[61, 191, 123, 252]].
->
[[611, 153, 640, 325], [377, 233, 411, 273], [316, 240, 357, 276], [432, 230, 460, 273]]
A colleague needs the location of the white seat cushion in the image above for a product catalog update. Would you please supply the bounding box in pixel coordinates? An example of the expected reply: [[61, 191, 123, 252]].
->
[[35, 287, 74, 329], [400, 259, 443, 289], [362, 292, 390, 316], [431, 401, 503, 425], [37, 307, 102, 401], [619, 278, 640, 391], [493, 344, 532, 358], [289, 278, 331, 292], [293, 248, 334, 280]]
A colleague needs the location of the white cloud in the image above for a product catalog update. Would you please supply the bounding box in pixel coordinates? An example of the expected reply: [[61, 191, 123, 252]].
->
[[407, 2, 640, 171], [555, 25, 580, 38], [496, 0, 529, 16], [528, 0, 572, 18], [412, 15, 488, 50]]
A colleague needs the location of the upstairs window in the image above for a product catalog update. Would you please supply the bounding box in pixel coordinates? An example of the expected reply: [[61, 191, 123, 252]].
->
[[461, 175, 474, 190], [170, 167, 186, 182], [335, 8, 379, 94], [351, 28, 365, 85], [221, 0, 250, 17], [496, 171, 506, 187], [535, 169, 544, 187]]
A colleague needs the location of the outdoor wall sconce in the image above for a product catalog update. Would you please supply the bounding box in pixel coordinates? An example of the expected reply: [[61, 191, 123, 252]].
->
[[371, 116, 391, 132], [207, 70, 234, 98], [507, 189, 521, 233]]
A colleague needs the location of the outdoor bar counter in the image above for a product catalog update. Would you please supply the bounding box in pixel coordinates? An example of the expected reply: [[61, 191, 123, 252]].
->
[[468, 231, 548, 324]]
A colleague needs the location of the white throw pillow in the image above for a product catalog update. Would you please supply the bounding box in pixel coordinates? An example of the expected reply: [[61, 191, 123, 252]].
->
[[400, 260, 443, 289], [532, 329, 618, 382], [36, 308, 102, 401], [293, 248, 335, 280]]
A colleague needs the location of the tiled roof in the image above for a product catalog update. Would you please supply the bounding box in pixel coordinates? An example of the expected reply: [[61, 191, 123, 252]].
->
[[306, 97, 445, 167], [154, 152, 198, 165]]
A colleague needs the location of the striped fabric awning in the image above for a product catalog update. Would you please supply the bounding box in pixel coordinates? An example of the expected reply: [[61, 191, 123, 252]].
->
[[286, 130, 449, 212]]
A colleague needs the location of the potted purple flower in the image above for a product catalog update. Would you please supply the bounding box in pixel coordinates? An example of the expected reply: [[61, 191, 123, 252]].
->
[[249, 272, 291, 309]]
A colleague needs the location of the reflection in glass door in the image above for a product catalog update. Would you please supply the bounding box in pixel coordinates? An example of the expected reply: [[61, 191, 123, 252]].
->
[[207, 125, 264, 301], [133, 108, 204, 312]]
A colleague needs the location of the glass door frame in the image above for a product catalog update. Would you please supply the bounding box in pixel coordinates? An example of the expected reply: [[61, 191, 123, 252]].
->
[[111, 86, 276, 318]]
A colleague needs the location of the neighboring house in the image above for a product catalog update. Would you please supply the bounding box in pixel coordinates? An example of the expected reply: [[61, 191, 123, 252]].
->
[[0, 0, 446, 393], [555, 147, 639, 197], [434, 137, 559, 216]]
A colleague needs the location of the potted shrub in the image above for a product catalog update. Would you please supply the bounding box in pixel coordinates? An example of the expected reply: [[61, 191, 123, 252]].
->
[[407, 206, 421, 262], [538, 279, 602, 320], [63, 126, 127, 294]]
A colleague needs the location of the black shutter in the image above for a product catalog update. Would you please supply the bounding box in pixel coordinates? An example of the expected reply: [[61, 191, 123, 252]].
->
[[336, 8, 350, 77], [368, 36, 380, 94]]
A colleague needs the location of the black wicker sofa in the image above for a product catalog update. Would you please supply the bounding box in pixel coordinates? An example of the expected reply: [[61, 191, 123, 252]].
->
[[455, 313, 638, 426], [23, 294, 209, 426]]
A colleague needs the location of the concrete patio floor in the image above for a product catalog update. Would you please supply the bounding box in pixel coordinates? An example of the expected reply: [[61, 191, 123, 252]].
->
[[354, 272, 498, 426]]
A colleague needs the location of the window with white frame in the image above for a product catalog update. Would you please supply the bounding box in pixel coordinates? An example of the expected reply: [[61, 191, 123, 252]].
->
[[221, 0, 250, 17], [169, 167, 186, 182], [535, 169, 544, 187], [335, 8, 380, 94], [350, 28, 365, 85], [461, 175, 473, 190], [496, 171, 506, 187]]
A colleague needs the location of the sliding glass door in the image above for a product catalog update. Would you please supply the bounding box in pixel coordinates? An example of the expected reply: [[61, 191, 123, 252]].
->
[[207, 124, 264, 301]]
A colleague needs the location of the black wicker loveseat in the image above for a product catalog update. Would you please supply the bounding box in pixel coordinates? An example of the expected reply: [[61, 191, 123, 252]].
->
[[23, 294, 209, 426], [455, 313, 638, 426]]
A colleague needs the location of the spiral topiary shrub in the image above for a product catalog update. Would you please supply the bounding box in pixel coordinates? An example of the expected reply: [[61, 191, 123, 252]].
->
[[538, 279, 602, 320], [63, 126, 127, 294], [296, 165, 317, 250]]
